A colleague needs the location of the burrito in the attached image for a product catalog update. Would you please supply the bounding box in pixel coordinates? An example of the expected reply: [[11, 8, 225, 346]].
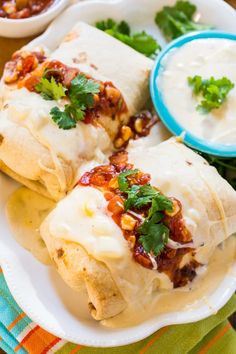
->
[[40, 138, 236, 321], [0, 22, 153, 200]]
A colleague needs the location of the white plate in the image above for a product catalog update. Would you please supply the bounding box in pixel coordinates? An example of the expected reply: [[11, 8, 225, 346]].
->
[[1, 0, 236, 347]]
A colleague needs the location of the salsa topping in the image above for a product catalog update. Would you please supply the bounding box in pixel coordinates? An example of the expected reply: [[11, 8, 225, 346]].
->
[[0, 0, 54, 19], [114, 110, 158, 149], [3, 51, 127, 129], [79, 150, 199, 287]]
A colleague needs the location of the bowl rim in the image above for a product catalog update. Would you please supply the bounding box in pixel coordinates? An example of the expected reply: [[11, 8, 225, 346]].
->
[[150, 30, 236, 158], [0, 0, 67, 24]]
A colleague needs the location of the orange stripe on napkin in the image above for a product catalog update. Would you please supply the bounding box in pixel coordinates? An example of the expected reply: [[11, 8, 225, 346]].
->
[[8, 313, 26, 331], [198, 322, 231, 354], [139, 327, 169, 354], [14, 325, 40, 352], [14, 325, 59, 354], [41, 337, 61, 354], [0, 268, 3, 273], [69, 344, 83, 354]]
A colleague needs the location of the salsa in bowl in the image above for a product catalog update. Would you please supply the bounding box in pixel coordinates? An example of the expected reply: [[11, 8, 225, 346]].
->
[[0, 0, 68, 37]]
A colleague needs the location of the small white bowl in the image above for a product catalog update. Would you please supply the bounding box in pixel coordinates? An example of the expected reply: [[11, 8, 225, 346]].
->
[[0, 0, 68, 38]]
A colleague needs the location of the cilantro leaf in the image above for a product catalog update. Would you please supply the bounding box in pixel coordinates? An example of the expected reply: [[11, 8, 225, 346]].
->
[[35, 77, 67, 101], [155, 1, 212, 40], [48, 74, 100, 129], [138, 214, 169, 256], [96, 18, 160, 57], [96, 18, 118, 32], [117, 173, 172, 256], [117, 20, 130, 35], [148, 193, 173, 219], [64, 104, 86, 121], [118, 169, 139, 192], [124, 185, 140, 211], [50, 106, 76, 130], [96, 18, 130, 35], [70, 74, 100, 97], [107, 30, 161, 58], [188, 76, 234, 113], [123, 183, 173, 214]]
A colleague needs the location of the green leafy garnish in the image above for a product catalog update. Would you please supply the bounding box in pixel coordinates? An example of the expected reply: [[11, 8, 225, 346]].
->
[[96, 18, 161, 58], [48, 74, 100, 129], [188, 75, 234, 113], [117, 169, 173, 256], [50, 106, 77, 130], [35, 77, 67, 101], [125, 184, 173, 215], [155, 1, 212, 40], [118, 169, 139, 192], [138, 214, 170, 256]]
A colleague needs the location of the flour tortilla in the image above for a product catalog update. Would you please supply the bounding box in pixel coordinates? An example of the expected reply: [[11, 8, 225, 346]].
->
[[0, 22, 153, 200], [40, 139, 236, 320]]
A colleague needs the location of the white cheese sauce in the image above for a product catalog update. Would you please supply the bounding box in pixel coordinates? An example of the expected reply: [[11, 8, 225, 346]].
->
[[6, 161, 236, 328], [0, 87, 111, 163], [6, 187, 55, 265], [159, 39, 236, 144], [103, 236, 236, 327]]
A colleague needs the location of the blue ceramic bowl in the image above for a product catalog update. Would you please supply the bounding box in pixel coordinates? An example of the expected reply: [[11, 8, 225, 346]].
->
[[150, 31, 236, 157]]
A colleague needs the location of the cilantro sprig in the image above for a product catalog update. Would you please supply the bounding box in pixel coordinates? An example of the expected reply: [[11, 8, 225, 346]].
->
[[36, 73, 100, 130], [117, 169, 173, 256], [155, 1, 212, 40], [96, 18, 161, 58], [138, 215, 170, 257], [35, 76, 66, 101], [188, 75, 234, 113], [118, 169, 139, 192]]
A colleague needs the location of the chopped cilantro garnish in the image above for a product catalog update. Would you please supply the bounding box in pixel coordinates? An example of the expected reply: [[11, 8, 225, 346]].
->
[[118, 169, 139, 192], [96, 18, 161, 58], [138, 215, 169, 256], [50, 106, 77, 130], [117, 169, 173, 256], [70, 74, 100, 100], [124, 184, 173, 215], [47, 74, 100, 130], [188, 76, 234, 113], [155, 1, 212, 40], [35, 76, 67, 101]]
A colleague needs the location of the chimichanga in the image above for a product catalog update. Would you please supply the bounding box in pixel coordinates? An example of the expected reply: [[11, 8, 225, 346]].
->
[[40, 138, 236, 321], [0, 22, 153, 200]]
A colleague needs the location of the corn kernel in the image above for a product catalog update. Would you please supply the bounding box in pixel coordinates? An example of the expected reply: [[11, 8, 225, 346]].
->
[[114, 137, 124, 149], [16, 60, 23, 71], [121, 126, 132, 141], [83, 203, 94, 217], [165, 200, 180, 217], [134, 118, 143, 133], [4, 72, 18, 84], [121, 214, 136, 231], [128, 235, 136, 249], [3, 3, 16, 14]]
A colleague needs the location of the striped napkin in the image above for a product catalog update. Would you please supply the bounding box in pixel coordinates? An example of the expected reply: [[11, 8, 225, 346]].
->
[[0, 268, 235, 354]]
